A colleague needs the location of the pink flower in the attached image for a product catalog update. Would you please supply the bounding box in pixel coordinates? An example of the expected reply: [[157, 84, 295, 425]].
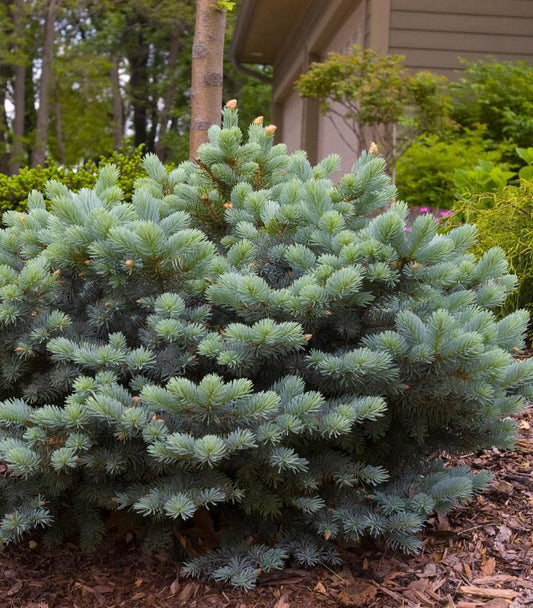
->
[[419, 206, 429, 213], [405, 226, 412, 232]]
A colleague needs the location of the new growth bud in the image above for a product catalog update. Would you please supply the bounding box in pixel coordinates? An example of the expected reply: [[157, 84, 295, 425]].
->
[[225, 99, 238, 111], [368, 142, 379, 154], [264, 124, 277, 135], [253, 116, 264, 125]]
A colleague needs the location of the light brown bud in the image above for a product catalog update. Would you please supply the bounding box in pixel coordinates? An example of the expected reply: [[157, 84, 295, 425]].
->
[[223, 202, 233, 209], [53, 269, 61, 276], [18, 213, 26, 222], [304, 334, 313, 342], [253, 116, 264, 125], [131, 396, 140, 405], [125, 259, 134, 269], [31, 311, 37, 317], [368, 142, 379, 154], [14, 346, 24, 353], [264, 124, 277, 135], [225, 99, 238, 111], [84, 260, 91, 266], [411, 262, 420, 270]]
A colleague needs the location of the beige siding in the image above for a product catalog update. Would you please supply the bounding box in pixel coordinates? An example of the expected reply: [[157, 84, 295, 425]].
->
[[390, 0, 533, 74], [327, 1, 366, 53], [317, 2, 366, 173], [281, 89, 304, 154], [392, 0, 533, 15], [364, 0, 372, 47]]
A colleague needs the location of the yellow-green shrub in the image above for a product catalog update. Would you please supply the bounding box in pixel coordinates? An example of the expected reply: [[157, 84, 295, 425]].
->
[[0, 146, 146, 215]]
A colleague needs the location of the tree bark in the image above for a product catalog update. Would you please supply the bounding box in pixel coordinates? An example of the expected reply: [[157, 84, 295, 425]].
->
[[125, 13, 150, 149], [0, 66, 10, 174], [110, 53, 123, 149], [155, 30, 180, 161], [32, 0, 58, 167], [9, 0, 26, 174], [54, 81, 66, 164], [189, 0, 226, 159]]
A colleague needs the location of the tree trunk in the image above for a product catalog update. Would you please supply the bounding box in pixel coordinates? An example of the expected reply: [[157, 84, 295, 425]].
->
[[54, 81, 66, 164], [189, 0, 226, 158], [9, 0, 26, 174], [125, 15, 150, 149], [32, 0, 58, 167], [0, 66, 10, 174], [110, 53, 123, 149], [25, 57, 37, 142], [155, 30, 180, 161]]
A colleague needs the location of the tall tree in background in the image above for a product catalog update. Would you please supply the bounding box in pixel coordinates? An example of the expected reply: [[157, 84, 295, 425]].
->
[[0, 0, 270, 171], [189, 0, 227, 158], [9, 0, 26, 173], [32, 0, 58, 167]]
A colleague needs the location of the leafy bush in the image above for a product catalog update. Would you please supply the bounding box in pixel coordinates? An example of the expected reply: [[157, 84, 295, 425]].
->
[[450, 59, 533, 151], [0, 145, 146, 214], [295, 45, 451, 167], [396, 130, 506, 209], [0, 107, 531, 589], [454, 150, 533, 318]]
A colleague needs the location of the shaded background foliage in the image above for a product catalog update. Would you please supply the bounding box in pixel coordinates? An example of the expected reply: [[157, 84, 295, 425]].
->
[[0, 0, 271, 171]]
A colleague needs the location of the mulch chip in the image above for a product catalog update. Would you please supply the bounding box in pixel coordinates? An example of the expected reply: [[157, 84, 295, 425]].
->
[[1, 405, 531, 608]]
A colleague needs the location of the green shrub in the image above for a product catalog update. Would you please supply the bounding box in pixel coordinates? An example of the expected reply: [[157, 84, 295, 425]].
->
[[0, 145, 146, 214], [450, 59, 533, 150], [455, 165, 533, 318], [0, 108, 531, 589], [295, 45, 451, 168], [396, 130, 506, 209]]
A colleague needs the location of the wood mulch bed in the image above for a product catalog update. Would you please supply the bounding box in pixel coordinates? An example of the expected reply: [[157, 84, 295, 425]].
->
[[1, 405, 531, 608]]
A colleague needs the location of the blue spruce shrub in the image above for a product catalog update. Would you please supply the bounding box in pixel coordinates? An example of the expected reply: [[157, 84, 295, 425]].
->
[[0, 105, 531, 589]]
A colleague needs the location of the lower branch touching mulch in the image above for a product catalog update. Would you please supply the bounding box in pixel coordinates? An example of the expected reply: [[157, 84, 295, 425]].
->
[[1, 405, 531, 608]]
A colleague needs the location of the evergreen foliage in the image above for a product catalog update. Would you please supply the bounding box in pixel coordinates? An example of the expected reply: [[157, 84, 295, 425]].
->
[[0, 107, 531, 588]]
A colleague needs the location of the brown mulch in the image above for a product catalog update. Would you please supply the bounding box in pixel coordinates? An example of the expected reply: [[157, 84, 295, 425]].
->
[[1, 406, 531, 608]]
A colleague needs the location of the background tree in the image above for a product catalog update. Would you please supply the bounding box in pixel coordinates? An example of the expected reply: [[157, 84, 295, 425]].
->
[[0, 0, 268, 171], [31, 0, 58, 167], [295, 45, 451, 173]]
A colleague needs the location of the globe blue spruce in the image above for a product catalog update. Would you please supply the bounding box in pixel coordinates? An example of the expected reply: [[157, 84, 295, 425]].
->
[[0, 103, 532, 589]]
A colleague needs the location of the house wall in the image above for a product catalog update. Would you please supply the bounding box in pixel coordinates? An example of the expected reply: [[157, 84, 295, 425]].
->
[[317, 0, 367, 174], [389, 0, 533, 77], [281, 89, 304, 154], [272, 0, 533, 175]]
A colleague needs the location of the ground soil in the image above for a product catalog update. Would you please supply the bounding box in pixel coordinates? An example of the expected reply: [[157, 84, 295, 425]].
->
[[1, 405, 531, 608]]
